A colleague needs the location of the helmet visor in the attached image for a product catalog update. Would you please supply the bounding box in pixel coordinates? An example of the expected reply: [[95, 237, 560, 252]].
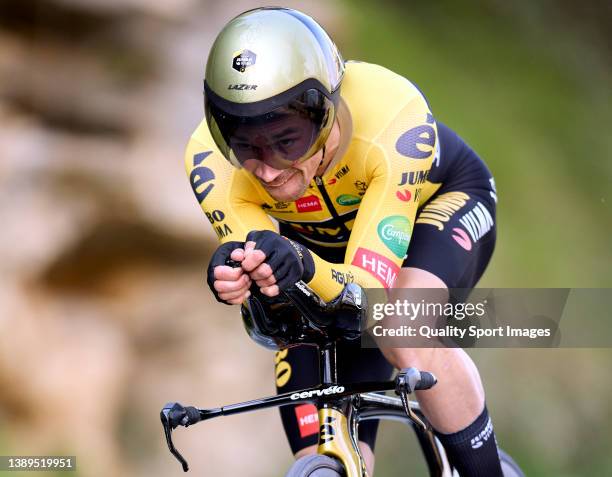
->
[[205, 86, 335, 170]]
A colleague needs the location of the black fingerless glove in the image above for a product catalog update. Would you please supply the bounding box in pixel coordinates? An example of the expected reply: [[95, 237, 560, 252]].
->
[[245, 230, 315, 290], [206, 241, 244, 304]]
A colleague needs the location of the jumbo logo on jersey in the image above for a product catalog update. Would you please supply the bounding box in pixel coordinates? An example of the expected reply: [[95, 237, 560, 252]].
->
[[232, 49, 256, 72], [398, 169, 429, 186], [352, 247, 399, 288], [190, 151, 215, 203], [296, 195, 322, 213], [416, 192, 470, 231], [396, 114, 436, 159], [377, 216, 411, 258], [205, 209, 233, 239]]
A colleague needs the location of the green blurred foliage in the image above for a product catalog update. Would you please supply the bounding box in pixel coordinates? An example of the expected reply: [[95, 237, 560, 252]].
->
[[337, 1, 612, 476], [340, 0, 612, 288]]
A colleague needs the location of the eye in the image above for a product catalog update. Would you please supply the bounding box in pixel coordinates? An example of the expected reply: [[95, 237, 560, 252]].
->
[[278, 138, 295, 148], [234, 142, 252, 151]]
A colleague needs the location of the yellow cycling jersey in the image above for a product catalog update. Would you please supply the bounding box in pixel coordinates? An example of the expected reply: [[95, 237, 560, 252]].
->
[[185, 62, 439, 300]]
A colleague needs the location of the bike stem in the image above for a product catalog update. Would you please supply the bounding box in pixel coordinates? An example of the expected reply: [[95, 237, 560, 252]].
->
[[319, 341, 337, 385]]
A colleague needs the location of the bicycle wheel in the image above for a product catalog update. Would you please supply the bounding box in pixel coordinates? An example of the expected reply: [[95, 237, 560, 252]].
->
[[499, 448, 525, 477], [285, 454, 344, 477]]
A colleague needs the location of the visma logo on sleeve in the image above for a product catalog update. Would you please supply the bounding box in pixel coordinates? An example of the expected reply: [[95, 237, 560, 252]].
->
[[377, 216, 411, 258]]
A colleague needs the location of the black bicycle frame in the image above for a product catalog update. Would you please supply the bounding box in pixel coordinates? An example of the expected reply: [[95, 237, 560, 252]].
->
[[161, 282, 446, 476]]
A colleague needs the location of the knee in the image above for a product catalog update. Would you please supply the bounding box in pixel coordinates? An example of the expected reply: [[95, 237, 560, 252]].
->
[[381, 346, 471, 375], [380, 346, 435, 371]]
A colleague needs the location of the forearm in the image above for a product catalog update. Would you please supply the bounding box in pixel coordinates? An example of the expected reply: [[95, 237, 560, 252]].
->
[[307, 251, 389, 301]]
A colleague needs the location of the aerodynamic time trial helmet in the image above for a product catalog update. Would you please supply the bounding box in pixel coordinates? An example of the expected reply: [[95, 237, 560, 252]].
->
[[204, 7, 345, 169]]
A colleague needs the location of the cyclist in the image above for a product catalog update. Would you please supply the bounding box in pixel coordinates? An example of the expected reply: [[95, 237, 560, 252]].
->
[[186, 7, 502, 476]]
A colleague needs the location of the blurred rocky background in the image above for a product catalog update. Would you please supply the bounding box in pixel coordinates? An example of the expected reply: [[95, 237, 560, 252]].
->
[[0, 1, 610, 476]]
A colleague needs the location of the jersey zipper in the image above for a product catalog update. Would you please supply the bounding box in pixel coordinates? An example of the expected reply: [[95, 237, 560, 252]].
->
[[314, 176, 351, 238]]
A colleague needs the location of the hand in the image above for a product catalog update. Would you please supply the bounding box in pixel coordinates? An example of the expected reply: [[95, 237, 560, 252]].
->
[[240, 240, 279, 297], [243, 230, 315, 297], [207, 241, 252, 305]]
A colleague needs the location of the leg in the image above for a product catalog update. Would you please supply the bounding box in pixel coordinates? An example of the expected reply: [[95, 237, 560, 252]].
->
[[381, 182, 503, 476], [276, 343, 392, 476], [381, 266, 486, 434]]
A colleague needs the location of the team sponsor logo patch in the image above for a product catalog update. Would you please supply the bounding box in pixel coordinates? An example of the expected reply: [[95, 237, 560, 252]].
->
[[395, 113, 437, 159], [190, 151, 215, 203], [336, 194, 361, 206], [294, 404, 319, 438], [452, 227, 472, 251], [351, 247, 400, 288], [398, 169, 429, 186], [335, 165, 350, 179], [396, 189, 412, 202], [354, 180, 367, 196], [456, 201, 494, 247], [416, 192, 470, 231], [232, 49, 256, 72], [296, 195, 322, 213], [377, 216, 411, 258]]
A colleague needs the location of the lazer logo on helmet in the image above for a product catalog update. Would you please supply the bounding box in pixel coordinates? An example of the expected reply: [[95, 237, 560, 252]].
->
[[290, 386, 345, 400], [228, 84, 257, 90]]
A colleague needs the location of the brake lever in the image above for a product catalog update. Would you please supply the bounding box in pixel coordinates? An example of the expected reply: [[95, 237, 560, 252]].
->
[[160, 402, 200, 472]]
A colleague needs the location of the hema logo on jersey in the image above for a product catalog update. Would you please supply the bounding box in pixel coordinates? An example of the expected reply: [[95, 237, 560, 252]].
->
[[294, 404, 319, 438], [352, 247, 400, 288], [296, 195, 322, 213]]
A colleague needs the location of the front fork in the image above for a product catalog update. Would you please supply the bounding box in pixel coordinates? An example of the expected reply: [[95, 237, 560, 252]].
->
[[317, 400, 368, 477]]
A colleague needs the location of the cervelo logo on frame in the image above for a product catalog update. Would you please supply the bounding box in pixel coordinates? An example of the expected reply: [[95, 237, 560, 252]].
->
[[296, 195, 322, 213], [290, 385, 345, 400], [377, 216, 411, 258], [351, 247, 400, 288]]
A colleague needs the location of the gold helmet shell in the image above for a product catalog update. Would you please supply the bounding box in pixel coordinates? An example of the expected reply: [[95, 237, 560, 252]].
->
[[204, 7, 344, 168]]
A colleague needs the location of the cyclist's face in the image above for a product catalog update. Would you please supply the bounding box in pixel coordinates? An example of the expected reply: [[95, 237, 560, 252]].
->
[[235, 116, 326, 201], [229, 114, 317, 169], [243, 146, 324, 202]]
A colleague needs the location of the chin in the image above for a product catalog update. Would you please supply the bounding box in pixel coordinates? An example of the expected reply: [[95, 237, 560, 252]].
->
[[264, 174, 308, 202], [265, 177, 308, 202]]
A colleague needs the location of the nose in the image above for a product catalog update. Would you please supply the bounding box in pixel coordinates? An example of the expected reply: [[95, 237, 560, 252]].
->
[[252, 161, 284, 182]]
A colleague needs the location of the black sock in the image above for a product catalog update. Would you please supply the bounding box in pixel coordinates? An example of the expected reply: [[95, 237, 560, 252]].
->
[[434, 405, 503, 477]]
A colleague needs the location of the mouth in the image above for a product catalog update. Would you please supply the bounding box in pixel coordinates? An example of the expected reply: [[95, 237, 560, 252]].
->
[[262, 170, 299, 188]]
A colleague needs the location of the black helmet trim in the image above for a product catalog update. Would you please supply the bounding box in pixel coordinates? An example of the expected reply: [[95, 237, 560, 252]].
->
[[204, 77, 340, 119]]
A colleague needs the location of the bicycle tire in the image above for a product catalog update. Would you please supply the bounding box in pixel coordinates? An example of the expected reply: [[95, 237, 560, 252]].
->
[[285, 454, 344, 477], [499, 448, 525, 477]]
